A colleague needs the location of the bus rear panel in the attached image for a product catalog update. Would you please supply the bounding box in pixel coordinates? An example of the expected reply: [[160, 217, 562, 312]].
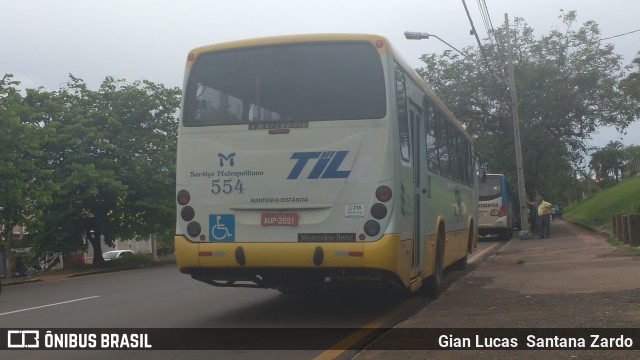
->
[[478, 174, 518, 240], [175, 35, 406, 291]]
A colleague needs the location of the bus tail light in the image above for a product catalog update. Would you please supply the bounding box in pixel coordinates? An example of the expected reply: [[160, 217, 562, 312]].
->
[[181, 206, 195, 221], [375, 186, 392, 202], [498, 206, 506, 217], [187, 222, 202, 237], [177, 190, 191, 205], [364, 220, 380, 236], [371, 203, 387, 220]]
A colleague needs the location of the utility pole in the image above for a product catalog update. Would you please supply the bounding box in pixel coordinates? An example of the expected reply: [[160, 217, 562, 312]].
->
[[505, 13, 532, 239]]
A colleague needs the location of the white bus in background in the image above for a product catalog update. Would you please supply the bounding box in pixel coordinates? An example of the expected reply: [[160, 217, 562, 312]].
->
[[478, 174, 519, 240], [174, 34, 479, 296]]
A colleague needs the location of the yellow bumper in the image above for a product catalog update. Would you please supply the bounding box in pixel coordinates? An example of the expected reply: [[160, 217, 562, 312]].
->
[[175, 233, 405, 277]]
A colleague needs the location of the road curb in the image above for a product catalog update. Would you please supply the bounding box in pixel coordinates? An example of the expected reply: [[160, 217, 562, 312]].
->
[[2, 278, 43, 287], [469, 241, 504, 263], [2, 260, 176, 286]]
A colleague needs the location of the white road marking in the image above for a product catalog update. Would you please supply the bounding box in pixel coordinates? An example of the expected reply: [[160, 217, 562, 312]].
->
[[0, 296, 100, 316]]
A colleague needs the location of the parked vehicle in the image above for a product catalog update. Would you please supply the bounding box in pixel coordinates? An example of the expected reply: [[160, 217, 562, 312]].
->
[[102, 250, 134, 261]]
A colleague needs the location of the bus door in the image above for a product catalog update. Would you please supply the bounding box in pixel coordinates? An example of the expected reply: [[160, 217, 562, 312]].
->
[[409, 102, 427, 277]]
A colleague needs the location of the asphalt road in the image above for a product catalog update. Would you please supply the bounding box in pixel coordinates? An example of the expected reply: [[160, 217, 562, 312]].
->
[[0, 240, 499, 360]]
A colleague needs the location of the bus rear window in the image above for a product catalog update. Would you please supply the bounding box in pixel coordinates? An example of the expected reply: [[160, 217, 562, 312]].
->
[[183, 42, 386, 126], [479, 175, 502, 200]]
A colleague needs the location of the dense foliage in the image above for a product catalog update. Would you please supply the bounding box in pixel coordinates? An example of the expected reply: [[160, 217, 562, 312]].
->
[[0, 74, 180, 271], [416, 11, 639, 204]]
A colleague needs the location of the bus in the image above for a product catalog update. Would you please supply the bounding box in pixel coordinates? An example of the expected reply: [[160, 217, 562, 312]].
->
[[478, 174, 518, 240], [174, 34, 478, 296]]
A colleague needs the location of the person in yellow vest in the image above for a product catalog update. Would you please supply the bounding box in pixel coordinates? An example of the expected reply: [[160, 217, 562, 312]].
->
[[534, 196, 553, 238], [527, 196, 553, 238]]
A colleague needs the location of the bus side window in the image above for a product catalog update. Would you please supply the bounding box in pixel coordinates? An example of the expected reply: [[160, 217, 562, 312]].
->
[[448, 123, 461, 182], [456, 131, 467, 185], [465, 140, 474, 186], [410, 107, 416, 165], [423, 98, 438, 173], [395, 63, 410, 163], [435, 110, 450, 178]]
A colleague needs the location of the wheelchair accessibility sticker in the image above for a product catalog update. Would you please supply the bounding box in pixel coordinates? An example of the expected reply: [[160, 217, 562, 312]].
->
[[209, 214, 235, 242]]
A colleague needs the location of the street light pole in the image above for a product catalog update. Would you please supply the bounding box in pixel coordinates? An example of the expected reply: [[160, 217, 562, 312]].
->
[[404, 31, 504, 84], [504, 14, 532, 239], [404, 21, 531, 239], [404, 31, 469, 59]]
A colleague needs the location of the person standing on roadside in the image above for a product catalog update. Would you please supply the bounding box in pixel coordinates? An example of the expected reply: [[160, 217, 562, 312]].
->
[[536, 197, 553, 238], [528, 196, 553, 239]]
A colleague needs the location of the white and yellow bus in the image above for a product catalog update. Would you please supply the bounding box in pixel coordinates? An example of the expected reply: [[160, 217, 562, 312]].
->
[[175, 34, 478, 296], [478, 174, 518, 240]]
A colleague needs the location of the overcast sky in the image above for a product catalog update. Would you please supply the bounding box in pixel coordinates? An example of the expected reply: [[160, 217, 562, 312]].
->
[[2, 0, 638, 148]]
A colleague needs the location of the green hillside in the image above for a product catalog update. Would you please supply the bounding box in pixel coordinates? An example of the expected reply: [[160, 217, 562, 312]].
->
[[564, 176, 640, 231]]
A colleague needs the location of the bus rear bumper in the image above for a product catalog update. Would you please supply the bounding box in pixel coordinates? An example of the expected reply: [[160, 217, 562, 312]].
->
[[174, 234, 410, 289]]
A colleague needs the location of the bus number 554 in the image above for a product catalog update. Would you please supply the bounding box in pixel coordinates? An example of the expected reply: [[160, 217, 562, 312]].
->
[[211, 179, 245, 194]]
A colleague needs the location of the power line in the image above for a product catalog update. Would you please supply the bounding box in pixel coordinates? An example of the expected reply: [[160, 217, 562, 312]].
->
[[482, 0, 497, 34], [475, 0, 505, 62], [476, 0, 495, 39], [601, 29, 640, 41], [460, 0, 502, 84]]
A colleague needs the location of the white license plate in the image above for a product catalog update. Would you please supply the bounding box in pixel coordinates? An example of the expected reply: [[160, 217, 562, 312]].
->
[[261, 213, 298, 226]]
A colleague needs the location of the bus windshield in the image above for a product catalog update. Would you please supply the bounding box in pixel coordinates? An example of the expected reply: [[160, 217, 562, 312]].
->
[[183, 42, 386, 126], [479, 175, 502, 200]]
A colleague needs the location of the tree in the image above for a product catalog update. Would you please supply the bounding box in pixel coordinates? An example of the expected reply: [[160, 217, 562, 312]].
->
[[620, 52, 640, 115], [604, 141, 626, 183], [589, 141, 626, 186], [624, 144, 640, 177], [416, 11, 638, 203], [23, 76, 180, 263], [0, 75, 50, 278]]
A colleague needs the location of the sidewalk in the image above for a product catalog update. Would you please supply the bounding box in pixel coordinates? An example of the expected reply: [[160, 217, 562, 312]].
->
[[357, 220, 640, 360]]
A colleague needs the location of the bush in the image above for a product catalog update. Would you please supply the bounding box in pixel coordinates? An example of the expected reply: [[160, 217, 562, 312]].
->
[[106, 253, 154, 267], [92, 253, 154, 269]]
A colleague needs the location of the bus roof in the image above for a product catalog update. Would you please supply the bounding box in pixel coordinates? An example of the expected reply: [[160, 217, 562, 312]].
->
[[187, 33, 390, 58]]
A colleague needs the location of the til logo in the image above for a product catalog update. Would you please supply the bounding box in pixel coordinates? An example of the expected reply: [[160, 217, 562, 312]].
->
[[287, 151, 351, 179]]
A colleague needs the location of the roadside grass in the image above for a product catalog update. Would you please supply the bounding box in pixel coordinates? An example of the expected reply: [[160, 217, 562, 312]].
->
[[564, 176, 640, 232], [605, 235, 621, 247], [564, 176, 640, 254], [605, 235, 640, 255]]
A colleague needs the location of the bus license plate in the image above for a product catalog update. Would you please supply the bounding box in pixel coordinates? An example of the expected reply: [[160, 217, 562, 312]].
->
[[261, 213, 298, 226]]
